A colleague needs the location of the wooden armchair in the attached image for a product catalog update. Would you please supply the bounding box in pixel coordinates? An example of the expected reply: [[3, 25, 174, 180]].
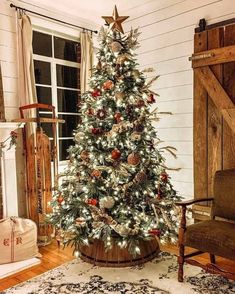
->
[[176, 169, 235, 282]]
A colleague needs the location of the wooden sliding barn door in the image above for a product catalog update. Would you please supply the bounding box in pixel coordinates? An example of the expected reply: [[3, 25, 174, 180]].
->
[[192, 19, 235, 220]]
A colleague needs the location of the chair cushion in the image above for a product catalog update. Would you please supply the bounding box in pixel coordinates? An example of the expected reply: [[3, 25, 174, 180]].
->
[[184, 220, 235, 260]]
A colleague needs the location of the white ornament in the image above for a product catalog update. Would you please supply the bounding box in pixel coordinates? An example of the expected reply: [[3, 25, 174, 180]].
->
[[100, 196, 115, 209], [75, 132, 85, 142]]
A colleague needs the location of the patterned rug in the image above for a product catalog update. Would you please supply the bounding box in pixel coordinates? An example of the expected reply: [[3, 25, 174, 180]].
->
[[2, 252, 235, 294]]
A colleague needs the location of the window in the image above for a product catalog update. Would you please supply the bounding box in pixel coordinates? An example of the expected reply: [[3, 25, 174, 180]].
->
[[32, 30, 81, 161]]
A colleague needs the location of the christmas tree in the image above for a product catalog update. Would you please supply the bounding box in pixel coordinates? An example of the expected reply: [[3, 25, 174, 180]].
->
[[49, 7, 181, 257]]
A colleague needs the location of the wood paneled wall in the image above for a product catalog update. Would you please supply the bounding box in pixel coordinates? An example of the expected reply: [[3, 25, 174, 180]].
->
[[124, 0, 235, 199]]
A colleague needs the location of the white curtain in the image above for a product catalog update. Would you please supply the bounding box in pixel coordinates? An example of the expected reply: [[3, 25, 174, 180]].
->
[[16, 12, 37, 218], [17, 11, 37, 108], [80, 31, 93, 94]]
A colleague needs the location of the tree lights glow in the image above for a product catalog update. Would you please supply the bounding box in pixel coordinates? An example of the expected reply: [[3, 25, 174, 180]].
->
[[49, 27, 181, 256]]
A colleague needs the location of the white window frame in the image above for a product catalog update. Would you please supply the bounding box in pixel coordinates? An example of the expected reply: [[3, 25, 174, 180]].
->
[[32, 27, 81, 164]]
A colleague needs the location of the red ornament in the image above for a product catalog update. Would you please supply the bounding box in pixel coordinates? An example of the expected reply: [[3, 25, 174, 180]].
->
[[149, 229, 161, 237], [87, 108, 94, 116], [91, 169, 101, 178], [147, 94, 156, 104], [114, 112, 122, 123], [91, 89, 101, 98], [57, 195, 64, 204], [91, 127, 102, 135], [111, 149, 121, 160], [157, 194, 162, 200], [160, 172, 168, 183], [87, 199, 98, 206]]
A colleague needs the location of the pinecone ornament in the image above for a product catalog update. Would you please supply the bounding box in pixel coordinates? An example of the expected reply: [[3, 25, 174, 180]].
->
[[115, 91, 125, 100], [135, 171, 147, 183], [110, 41, 122, 53], [97, 109, 106, 119], [134, 123, 145, 132], [127, 152, 141, 165]]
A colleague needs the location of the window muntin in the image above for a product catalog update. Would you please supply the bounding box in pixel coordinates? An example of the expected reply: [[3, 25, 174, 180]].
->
[[33, 30, 81, 161], [33, 31, 52, 57], [54, 36, 81, 62]]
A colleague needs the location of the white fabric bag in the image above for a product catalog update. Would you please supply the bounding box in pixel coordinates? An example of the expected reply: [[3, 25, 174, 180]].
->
[[0, 217, 40, 264]]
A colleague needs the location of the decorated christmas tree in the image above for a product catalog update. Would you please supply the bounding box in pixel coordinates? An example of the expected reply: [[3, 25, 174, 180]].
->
[[49, 6, 181, 259]]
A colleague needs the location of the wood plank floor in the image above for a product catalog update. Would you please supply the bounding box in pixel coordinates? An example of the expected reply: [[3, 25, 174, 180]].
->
[[0, 241, 235, 291]]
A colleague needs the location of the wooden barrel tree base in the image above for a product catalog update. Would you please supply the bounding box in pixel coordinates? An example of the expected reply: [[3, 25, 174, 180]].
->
[[78, 238, 160, 267]]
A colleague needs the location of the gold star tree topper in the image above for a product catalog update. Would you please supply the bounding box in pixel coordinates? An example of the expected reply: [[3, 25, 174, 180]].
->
[[102, 5, 129, 34]]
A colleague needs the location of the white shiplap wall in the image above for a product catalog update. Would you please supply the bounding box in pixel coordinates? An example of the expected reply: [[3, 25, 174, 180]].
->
[[124, 0, 235, 199], [0, 0, 18, 120]]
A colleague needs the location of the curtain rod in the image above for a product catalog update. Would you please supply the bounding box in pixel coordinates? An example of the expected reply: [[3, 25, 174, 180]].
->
[[10, 3, 98, 34]]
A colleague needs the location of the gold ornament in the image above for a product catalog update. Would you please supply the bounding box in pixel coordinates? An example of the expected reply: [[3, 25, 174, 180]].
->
[[102, 5, 129, 34], [75, 132, 85, 142], [115, 91, 125, 100], [110, 41, 122, 53], [100, 196, 115, 209], [130, 131, 141, 141], [127, 152, 141, 166], [116, 54, 129, 65], [80, 150, 90, 162], [132, 69, 140, 79]]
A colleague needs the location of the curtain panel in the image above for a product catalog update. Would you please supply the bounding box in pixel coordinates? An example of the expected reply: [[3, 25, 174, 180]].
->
[[80, 31, 93, 94], [17, 12, 37, 109]]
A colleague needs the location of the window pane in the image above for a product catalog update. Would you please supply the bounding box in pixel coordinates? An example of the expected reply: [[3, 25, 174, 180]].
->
[[40, 113, 53, 138], [57, 89, 79, 113], [58, 114, 79, 137], [59, 139, 74, 161], [54, 36, 80, 62], [34, 60, 51, 85], [33, 31, 52, 57], [56, 65, 79, 89], [36, 86, 52, 106]]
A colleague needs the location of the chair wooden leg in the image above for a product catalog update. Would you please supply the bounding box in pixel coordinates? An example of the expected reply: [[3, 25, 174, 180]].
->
[[178, 244, 185, 282], [210, 254, 215, 264]]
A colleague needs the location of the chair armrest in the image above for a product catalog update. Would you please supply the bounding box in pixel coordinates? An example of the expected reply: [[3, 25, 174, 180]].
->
[[175, 197, 214, 207]]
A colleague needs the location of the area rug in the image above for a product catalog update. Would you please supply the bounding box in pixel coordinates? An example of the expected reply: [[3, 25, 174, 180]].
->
[[2, 252, 235, 294]]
